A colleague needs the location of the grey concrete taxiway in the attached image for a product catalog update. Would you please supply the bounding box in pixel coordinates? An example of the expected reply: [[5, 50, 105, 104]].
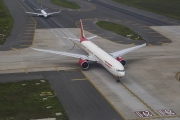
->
[[0, 28, 180, 120]]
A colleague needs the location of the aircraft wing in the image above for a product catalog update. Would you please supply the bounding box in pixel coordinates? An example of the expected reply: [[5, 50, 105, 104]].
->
[[26, 12, 42, 15], [32, 48, 97, 61], [47, 10, 61, 16], [110, 43, 146, 58]]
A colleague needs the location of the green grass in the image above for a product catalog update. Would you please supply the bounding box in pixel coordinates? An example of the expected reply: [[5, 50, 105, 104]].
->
[[0, 80, 68, 120], [0, 0, 13, 45], [113, 0, 180, 20], [96, 21, 143, 40], [51, 0, 80, 9]]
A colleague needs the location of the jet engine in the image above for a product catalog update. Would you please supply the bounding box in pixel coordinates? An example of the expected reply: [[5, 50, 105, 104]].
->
[[116, 57, 126, 66], [78, 59, 89, 69]]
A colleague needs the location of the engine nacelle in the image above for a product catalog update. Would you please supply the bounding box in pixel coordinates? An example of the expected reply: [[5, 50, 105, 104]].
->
[[78, 59, 89, 70], [116, 57, 126, 66]]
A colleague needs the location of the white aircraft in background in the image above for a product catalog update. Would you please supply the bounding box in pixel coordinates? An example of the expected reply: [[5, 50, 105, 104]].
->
[[32, 19, 146, 82], [26, 8, 61, 18]]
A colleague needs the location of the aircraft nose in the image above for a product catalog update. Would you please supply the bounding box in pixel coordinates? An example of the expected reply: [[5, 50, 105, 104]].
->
[[121, 71, 125, 76]]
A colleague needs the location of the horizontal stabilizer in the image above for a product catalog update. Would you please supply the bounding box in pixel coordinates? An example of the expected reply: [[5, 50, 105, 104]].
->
[[86, 36, 97, 40], [47, 9, 61, 16], [63, 37, 80, 41]]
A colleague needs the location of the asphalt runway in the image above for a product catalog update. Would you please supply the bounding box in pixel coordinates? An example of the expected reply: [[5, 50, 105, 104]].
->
[[2, 0, 180, 50], [0, 70, 123, 120]]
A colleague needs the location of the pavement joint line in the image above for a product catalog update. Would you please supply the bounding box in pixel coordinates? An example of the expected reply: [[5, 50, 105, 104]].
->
[[21, 40, 32, 42], [79, 69, 125, 120], [119, 82, 160, 117], [88, 30, 96, 32], [154, 36, 162, 38], [67, 43, 76, 52], [0, 67, 77, 74], [26, 24, 35, 25], [71, 78, 87, 81], [132, 23, 140, 25], [148, 32, 157, 33], [54, 67, 59, 71], [104, 37, 113, 38], [25, 27, 35, 28], [113, 40, 123, 43], [63, 69, 78, 71], [22, 36, 33, 38], [24, 68, 28, 73], [20, 45, 31, 46], [23, 33, 34, 34], [140, 26, 148, 28], [25, 30, 34, 31], [144, 29, 152, 30], [24, 31, 34, 33], [124, 21, 133, 23], [96, 34, 104, 36]]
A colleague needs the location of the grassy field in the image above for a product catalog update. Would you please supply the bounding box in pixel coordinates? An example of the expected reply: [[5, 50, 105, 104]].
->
[[0, 80, 68, 120], [96, 21, 143, 40], [0, 0, 13, 45], [113, 0, 180, 20], [51, 0, 80, 9]]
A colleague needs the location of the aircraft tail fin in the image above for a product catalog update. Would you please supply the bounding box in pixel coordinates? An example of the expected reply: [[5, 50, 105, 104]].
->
[[63, 37, 79, 41], [64, 19, 97, 42], [80, 19, 85, 39]]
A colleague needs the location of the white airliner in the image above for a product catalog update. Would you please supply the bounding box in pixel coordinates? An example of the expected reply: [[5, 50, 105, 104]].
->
[[32, 19, 146, 82], [26, 8, 61, 18]]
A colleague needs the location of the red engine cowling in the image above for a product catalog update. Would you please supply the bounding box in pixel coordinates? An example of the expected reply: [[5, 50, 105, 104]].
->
[[78, 59, 89, 70], [116, 57, 126, 66]]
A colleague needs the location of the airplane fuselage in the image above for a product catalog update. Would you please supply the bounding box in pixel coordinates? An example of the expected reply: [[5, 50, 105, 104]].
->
[[80, 40, 125, 77], [41, 10, 48, 17]]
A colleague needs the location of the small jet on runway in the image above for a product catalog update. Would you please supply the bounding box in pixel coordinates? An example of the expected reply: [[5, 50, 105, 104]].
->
[[32, 19, 146, 82], [26, 8, 61, 18]]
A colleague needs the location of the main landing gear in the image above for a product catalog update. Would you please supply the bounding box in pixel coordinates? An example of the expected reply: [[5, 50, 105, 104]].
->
[[117, 77, 121, 82]]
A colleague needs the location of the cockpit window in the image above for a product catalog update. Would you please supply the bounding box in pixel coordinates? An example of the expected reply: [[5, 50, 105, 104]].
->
[[116, 69, 125, 72]]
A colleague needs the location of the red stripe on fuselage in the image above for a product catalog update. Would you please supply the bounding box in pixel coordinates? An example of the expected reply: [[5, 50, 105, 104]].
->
[[80, 37, 88, 43], [105, 61, 112, 68]]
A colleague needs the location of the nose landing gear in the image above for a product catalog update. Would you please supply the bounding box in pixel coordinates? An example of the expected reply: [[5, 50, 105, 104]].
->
[[117, 77, 121, 82]]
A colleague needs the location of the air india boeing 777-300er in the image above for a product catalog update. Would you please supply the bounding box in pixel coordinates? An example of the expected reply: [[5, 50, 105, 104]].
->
[[32, 19, 146, 82]]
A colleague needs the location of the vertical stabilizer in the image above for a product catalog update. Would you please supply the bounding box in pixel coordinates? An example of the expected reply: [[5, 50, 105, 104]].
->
[[80, 19, 85, 39]]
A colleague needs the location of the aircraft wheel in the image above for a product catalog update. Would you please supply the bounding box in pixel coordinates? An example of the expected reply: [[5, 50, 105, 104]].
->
[[117, 78, 120, 82]]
